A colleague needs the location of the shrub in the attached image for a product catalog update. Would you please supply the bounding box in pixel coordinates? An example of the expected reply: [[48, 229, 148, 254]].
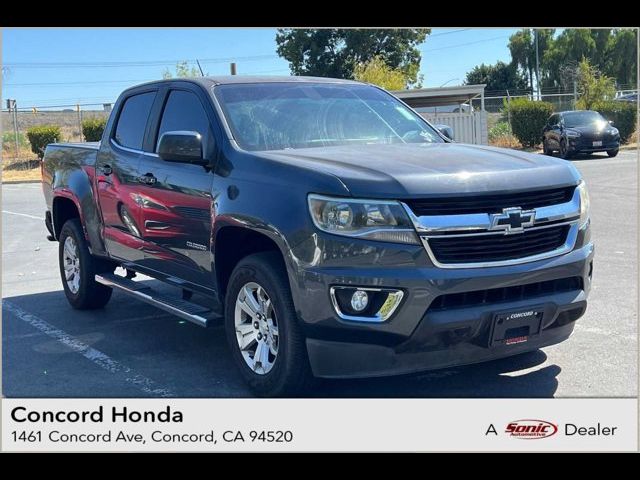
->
[[591, 100, 637, 144], [26, 125, 62, 159], [2, 131, 29, 150], [82, 116, 107, 142], [506, 98, 554, 148], [488, 121, 521, 149]]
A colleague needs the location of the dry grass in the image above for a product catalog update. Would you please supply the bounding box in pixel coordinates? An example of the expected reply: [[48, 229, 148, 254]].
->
[[1, 158, 41, 182], [489, 133, 522, 149], [1, 166, 41, 182]]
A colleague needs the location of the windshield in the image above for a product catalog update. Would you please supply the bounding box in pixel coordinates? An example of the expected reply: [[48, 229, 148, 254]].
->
[[563, 111, 607, 128], [214, 83, 445, 151]]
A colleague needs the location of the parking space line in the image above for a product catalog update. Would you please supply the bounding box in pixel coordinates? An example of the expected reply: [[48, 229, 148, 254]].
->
[[3, 301, 176, 397], [2, 210, 44, 220]]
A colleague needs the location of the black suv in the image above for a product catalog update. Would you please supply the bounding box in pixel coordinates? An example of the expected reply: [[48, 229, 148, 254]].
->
[[543, 110, 620, 159]]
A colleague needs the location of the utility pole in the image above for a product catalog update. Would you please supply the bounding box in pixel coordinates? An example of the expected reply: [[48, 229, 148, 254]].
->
[[7, 99, 19, 160], [230, 62, 237, 75], [534, 29, 541, 101]]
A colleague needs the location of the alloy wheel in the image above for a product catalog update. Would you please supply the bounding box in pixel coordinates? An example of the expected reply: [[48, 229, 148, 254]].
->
[[234, 282, 279, 375], [63, 236, 81, 294]]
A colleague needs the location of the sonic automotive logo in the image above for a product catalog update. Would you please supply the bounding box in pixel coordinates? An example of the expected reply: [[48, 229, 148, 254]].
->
[[505, 419, 558, 439]]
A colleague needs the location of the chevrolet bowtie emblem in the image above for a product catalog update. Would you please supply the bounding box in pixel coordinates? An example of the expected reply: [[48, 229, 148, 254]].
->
[[490, 207, 536, 234]]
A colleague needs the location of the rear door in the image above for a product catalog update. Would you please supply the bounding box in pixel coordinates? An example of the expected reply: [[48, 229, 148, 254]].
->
[[134, 84, 217, 287], [96, 89, 157, 262]]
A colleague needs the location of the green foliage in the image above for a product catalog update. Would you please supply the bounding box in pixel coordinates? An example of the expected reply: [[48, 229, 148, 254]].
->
[[162, 61, 203, 79], [575, 59, 616, 110], [26, 125, 61, 159], [488, 121, 512, 142], [506, 98, 554, 148], [592, 100, 637, 143], [464, 61, 527, 91], [605, 29, 638, 87], [542, 29, 637, 89], [353, 56, 408, 90], [275, 29, 430, 88], [2, 130, 29, 149], [82, 117, 107, 142], [508, 29, 555, 90]]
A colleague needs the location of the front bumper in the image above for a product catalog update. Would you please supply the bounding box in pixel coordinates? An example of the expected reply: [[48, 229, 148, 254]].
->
[[289, 230, 594, 379], [568, 137, 619, 153]]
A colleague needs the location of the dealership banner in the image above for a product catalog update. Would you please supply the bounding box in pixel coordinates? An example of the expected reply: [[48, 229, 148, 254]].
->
[[1, 398, 636, 452]]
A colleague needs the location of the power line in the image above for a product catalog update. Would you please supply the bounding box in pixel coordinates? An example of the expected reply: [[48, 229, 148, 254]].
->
[[4, 54, 279, 69], [422, 35, 512, 53]]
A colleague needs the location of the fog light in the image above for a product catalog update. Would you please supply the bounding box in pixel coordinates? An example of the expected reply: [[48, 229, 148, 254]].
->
[[350, 290, 369, 311]]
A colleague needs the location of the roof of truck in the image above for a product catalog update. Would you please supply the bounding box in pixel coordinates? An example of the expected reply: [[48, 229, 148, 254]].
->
[[129, 75, 362, 90]]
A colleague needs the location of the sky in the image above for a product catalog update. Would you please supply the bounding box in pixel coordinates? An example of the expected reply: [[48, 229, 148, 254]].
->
[[1, 28, 518, 109]]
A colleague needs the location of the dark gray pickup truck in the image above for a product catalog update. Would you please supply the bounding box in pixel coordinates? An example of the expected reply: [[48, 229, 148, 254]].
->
[[41, 76, 594, 396]]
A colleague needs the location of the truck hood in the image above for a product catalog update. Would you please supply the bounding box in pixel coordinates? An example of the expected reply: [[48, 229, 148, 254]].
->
[[260, 143, 581, 198]]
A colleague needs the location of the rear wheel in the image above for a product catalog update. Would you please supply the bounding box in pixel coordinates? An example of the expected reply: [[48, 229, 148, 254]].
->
[[607, 149, 619, 157], [58, 218, 115, 309], [224, 252, 313, 397]]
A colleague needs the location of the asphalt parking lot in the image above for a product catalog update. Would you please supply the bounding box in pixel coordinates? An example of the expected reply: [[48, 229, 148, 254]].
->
[[2, 150, 638, 398]]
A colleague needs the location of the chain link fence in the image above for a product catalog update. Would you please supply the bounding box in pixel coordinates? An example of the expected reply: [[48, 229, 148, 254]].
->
[[2, 103, 112, 172]]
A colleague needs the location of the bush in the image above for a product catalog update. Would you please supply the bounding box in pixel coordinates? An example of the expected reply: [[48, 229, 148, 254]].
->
[[591, 100, 637, 144], [2, 131, 29, 150], [506, 98, 554, 148], [488, 121, 521, 149], [82, 116, 107, 142], [26, 125, 62, 159]]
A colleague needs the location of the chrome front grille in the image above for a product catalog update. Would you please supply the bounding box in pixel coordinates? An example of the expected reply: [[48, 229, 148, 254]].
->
[[403, 185, 582, 268]]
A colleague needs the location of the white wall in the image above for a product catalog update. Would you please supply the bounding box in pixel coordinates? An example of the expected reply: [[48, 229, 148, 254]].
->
[[421, 111, 488, 145]]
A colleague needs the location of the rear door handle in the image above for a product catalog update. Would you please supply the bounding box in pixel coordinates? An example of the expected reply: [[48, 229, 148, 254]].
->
[[139, 173, 157, 185]]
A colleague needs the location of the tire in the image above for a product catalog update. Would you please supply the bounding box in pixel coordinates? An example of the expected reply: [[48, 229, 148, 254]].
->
[[58, 218, 115, 309], [607, 149, 619, 157], [542, 139, 553, 156], [224, 252, 313, 397], [559, 139, 573, 159]]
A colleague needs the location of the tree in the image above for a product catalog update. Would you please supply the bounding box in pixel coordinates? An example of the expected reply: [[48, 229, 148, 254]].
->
[[275, 29, 430, 88], [542, 30, 598, 88], [508, 29, 555, 91], [604, 29, 637, 87], [162, 61, 202, 79], [353, 56, 408, 90], [464, 61, 527, 92], [575, 58, 616, 110]]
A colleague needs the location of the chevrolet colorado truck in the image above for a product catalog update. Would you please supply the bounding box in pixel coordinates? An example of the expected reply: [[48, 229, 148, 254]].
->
[[41, 76, 594, 396]]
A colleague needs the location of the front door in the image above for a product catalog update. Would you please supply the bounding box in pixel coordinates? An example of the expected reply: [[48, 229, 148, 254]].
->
[[96, 89, 157, 263], [134, 87, 216, 286]]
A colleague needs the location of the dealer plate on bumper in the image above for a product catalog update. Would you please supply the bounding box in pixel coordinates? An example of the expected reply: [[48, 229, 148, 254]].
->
[[592, 140, 603, 147], [490, 309, 543, 346]]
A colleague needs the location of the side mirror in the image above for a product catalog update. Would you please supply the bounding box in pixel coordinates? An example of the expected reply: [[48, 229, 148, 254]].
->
[[157, 131, 208, 165], [608, 120, 614, 125], [435, 124, 454, 141]]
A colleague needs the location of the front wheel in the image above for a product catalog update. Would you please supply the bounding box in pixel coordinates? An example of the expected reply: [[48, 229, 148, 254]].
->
[[542, 139, 553, 156], [224, 252, 313, 397], [559, 139, 573, 159], [58, 218, 115, 309], [607, 149, 619, 157]]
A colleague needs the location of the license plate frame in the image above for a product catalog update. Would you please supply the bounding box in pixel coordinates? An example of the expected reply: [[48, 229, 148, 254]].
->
[[592, 140, 603, 147], [490, 308, 543, 347]]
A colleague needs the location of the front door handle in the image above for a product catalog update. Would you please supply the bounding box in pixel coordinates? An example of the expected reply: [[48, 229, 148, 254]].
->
[[98, 164, 113, 175], [139, 173, 157, 185]]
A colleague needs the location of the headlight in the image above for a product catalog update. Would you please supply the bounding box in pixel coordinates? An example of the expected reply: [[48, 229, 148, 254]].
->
[[577, 181, 590, 229], [566, 130, 581, 139], [308, 194, 420, 244]]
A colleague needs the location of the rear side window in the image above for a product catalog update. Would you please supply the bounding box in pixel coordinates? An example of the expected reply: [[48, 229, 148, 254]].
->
[[114, 91, 156, 150], [156, 90, 212, 151]]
